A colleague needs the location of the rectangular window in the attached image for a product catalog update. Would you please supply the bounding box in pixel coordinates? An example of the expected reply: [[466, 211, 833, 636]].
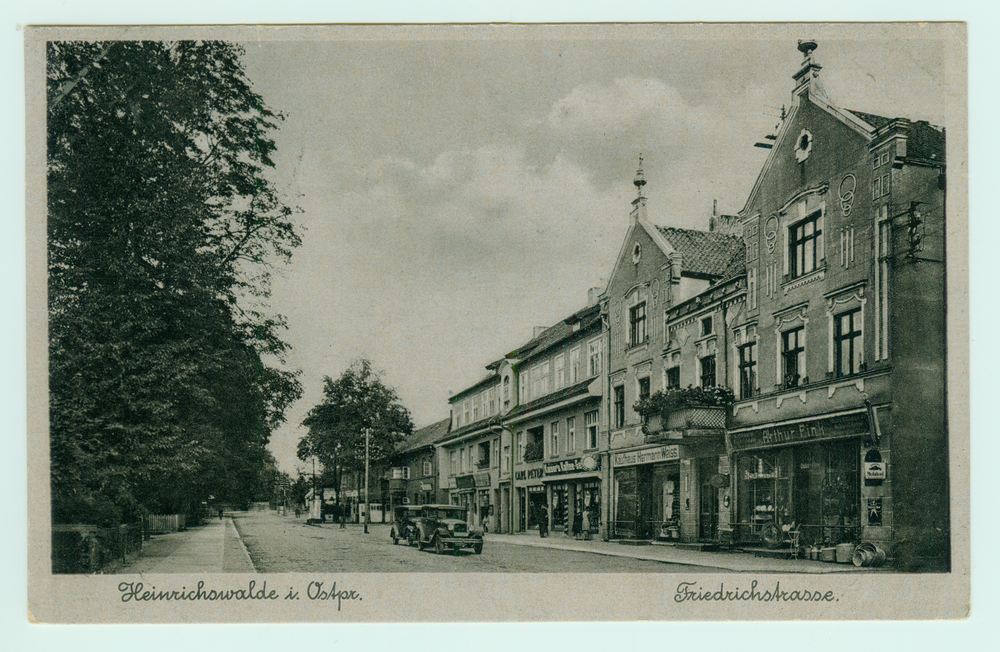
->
[[585, 410, 599, 449], [519, 371, 527, 403], [423, 461, 433, 477], [473, 396, 480, 422], [569, 347, 581, 384], [789, 212, 822, 278], [638, 376, 651, 402], [738, 341, 757, 398], [550, 421, 559, 457], [588, 339, 602, 377], [516, 432, 524, 463], [701, 316, 713, 337], [503, 445, 511, 472], [630, 302, 647, 346], [666, 366, 680, 389], [745, 222, 759, 263], [460, 448, 468, 473], [464, 400, 471, 425], [403, 466, 410, 480], [700, 355, 716, 388], [614, 385, 626, 428], [567, 417, 576, 452], [450, 451, 458, 475], [555, 354, 566, 389], [783, 326, 806, 388], [835, 309, 863, 376]]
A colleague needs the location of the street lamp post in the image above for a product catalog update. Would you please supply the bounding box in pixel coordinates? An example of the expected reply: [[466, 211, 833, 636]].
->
[[364, 427, 370, 534]]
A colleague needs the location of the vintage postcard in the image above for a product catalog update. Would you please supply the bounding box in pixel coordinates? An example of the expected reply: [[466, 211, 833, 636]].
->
[[25, 22, 969, 623]]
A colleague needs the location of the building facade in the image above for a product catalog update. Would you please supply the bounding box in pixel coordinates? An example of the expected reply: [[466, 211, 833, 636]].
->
[[391, 418, 450, 507], [727, 41, 947, 570]]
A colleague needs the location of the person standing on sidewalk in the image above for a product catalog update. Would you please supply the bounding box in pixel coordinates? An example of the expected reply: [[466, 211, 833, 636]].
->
[[538, 505, 549, 538]]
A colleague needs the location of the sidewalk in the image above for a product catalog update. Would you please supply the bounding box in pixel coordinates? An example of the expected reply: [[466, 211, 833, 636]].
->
[[120, 517, 256, 574], [484, 532, 878, 573]]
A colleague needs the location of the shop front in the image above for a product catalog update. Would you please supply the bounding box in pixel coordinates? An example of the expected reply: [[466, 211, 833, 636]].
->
[[728, 410, 872, 547], [541, 454, 602, 537], [474, 471, 491, 531], [450, 473, 476, 523], [611, 444, 682, 540]]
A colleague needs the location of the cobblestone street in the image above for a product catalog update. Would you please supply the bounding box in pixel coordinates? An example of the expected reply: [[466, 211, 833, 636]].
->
[[232, 511, 727, 573]]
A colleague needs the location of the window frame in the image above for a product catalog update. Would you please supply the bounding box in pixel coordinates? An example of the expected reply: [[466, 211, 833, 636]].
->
[[782, 326, 806, 388], [550, 421, 559, 458], [585, 410, 599, 449], [613, 384, 626, 428], [567, 416, 576, 453], [629, 301, 648, 346], [835, 308, 863, 377], [700, 354, 717, 388], [788, 211, 823, 279], [738, 341, 757, 398]]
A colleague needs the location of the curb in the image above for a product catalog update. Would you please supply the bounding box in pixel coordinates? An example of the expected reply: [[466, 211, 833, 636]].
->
[[228, 517, 258, 572]]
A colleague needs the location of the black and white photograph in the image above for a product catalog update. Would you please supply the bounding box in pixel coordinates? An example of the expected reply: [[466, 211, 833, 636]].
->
[[23, 21, 969, 625]]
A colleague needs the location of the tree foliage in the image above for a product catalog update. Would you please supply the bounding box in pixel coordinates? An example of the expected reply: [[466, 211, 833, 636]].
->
[[47, 41, 302, 525], [298, 359, 413, 501]]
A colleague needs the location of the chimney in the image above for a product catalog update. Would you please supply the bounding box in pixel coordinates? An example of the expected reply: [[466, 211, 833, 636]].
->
[[587, 287, 602, 307], [532, 326, 548, 339]]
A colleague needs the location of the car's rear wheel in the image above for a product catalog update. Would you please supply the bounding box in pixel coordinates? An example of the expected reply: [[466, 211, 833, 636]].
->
[[416, 533, 425, 551], [473, 542, 483, 555], [434, 536, 445, 555]]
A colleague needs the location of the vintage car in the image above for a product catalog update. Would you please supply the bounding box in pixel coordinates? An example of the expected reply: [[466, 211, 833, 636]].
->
[[411, 504, 484, 555], [389, 505, 422, 546]]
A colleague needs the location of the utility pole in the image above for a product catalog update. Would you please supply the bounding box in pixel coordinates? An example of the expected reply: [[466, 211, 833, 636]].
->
[[364, 427, 370, 534]]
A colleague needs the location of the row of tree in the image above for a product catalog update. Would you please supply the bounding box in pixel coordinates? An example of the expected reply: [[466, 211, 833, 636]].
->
[[296, 359, 414, 509], [47, 41, 302, 526]]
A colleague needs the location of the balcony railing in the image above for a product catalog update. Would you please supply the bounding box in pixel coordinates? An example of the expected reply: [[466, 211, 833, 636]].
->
[[475, 459, 490, 469]]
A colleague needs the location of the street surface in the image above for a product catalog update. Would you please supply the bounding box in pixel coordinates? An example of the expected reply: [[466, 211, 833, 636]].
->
[[232, 511, 726, 573]]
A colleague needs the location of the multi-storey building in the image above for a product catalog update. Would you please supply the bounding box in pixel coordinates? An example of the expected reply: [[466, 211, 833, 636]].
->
[[600, 172, 745, 543], [390, 418, 450, 507], [502, 300, 606, 538], [439, 373, 505, 531], [728, 40, 947, 570]]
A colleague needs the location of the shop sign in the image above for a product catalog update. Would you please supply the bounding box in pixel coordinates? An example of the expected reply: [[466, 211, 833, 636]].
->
[[455, 474, 476, 490], [729, 412, 869, 451], [420, 483, 433, 492], [342, 490, 359, 498], [864, 462, 887, 480], [514, 468, 545, 481], [447, 477, 458, 489], [613, 445, 680, 467], [543, 455, 601, 476], [474, 472, 491, 487]]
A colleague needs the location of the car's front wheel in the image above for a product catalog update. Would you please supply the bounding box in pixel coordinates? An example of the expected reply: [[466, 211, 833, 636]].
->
[[391, 528, 399, 545], [473, 541, 483, 555], [434, 536, 445, 555], [416, 533, 425, 551]]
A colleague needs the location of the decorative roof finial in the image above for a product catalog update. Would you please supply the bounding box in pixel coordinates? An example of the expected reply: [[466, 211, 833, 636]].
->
[[797, 39, 818, 61], [633, 154, 646, 197]]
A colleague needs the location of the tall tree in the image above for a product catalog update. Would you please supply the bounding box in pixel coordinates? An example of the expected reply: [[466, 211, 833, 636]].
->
[[299, 359, 414, 504], [47, 41, 302, 525]]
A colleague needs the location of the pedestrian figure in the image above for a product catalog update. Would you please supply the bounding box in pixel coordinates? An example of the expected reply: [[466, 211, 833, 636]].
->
[[538, 505, 549, 538], [218, 508, 223, 520], [339, 506, 346, 529], [572, 512, 583, 539], [294, 507, 301, 519]]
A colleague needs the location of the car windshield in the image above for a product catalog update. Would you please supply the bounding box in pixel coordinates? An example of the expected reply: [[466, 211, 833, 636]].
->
[[430, 508, 465, 520]]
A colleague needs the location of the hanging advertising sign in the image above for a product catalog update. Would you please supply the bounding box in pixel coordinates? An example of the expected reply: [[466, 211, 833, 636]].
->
[[864, 461, 887, 480], [474, 472, 491, 487]]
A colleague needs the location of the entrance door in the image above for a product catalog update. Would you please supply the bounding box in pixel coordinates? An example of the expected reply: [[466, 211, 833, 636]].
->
[[698, 458, 719, 540]]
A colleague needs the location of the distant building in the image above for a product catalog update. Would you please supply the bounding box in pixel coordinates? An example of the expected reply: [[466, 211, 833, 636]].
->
[[391, 418, 451, 507]]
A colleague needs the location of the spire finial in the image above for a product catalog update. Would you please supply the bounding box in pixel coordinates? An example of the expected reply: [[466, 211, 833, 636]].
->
[[633, 154, 646, 197]]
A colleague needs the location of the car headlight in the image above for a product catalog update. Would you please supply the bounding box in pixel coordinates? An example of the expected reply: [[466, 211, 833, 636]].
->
[[447, 523, 455, 532]]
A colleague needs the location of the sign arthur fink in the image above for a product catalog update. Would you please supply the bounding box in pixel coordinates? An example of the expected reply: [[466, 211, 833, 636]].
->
[[729, 412, 870, 452]]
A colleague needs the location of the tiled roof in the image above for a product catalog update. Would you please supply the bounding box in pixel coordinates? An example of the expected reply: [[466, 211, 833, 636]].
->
[[450, 372, 500, 402], [506, 303, 601, 363], [716, 247, 748, 284], [847, 109, 892, 130], [398, 418, 451, 453], [505, 377, 598, 420], [654, 227, 745, 277]]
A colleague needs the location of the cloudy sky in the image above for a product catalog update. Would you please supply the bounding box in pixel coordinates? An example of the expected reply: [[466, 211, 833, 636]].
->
[[237, 25, 952, 474]]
